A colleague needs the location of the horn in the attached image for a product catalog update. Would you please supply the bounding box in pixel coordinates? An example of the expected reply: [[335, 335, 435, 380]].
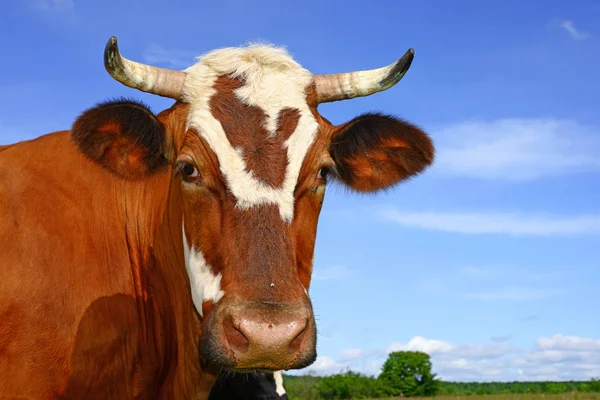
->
[[313, 48, 414, 103], [104, 36, 186, 100]]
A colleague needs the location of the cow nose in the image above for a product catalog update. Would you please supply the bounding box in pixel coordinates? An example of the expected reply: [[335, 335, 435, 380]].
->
[[223, 312, 311, 369], [227, 315, 308, 352]]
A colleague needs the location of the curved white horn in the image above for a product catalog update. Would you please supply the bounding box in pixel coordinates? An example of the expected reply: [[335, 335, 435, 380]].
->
[[104, 36, 186, 100], [313, 48, 414, 103]]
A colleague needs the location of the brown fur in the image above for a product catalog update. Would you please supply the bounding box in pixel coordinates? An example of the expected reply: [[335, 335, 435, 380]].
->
[[178, 127, 319, 369], [72, 99, 168, 179], [210, 77, 300, 188], [0, 126, 218, 398], [329, 112, 434, 192]]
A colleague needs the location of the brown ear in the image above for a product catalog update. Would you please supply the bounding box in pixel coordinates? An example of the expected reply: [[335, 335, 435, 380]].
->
[[71, 98, 167, 179], [329, 113, 434, 192]]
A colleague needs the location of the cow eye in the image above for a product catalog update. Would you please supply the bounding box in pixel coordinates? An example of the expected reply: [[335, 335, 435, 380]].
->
[[178, 162, 200, 183]]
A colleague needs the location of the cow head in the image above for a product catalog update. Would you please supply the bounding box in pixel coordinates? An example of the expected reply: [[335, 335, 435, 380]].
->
[[71, 37, 434, 372]]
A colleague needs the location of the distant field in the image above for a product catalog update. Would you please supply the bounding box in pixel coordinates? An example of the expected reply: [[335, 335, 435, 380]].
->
[[370, 394, 600, 400]]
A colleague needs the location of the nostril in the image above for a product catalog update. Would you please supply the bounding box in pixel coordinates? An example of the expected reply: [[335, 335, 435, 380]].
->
[[288, 318, 309, 352], [224, 316, 249, 352]]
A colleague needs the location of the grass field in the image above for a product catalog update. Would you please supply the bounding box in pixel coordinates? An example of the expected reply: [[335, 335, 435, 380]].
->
[[371, 394, 600, 400]]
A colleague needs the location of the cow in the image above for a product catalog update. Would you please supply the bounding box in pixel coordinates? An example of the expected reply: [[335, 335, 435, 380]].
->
[[209, 371, 288, 400], [0, 36, 434, 398]]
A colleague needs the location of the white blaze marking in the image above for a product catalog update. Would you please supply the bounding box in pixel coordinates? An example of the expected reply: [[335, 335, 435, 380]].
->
[[273, 371, 286, 396], [181, 44, 319, 223], [182, 221, 224, 316]]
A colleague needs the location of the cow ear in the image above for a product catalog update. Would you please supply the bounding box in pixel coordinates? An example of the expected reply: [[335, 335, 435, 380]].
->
[[71, 98, 168, 179], [329, 113, 434, 192]]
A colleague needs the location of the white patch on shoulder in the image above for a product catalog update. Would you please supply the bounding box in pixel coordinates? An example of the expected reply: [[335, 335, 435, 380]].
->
[[182, 221, 225, 316], [273, 370, 286, 396], [181, 44, 319, 223]]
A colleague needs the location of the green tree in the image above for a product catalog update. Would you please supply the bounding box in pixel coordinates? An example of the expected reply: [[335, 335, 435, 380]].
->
[[377, 351, 440, 397]]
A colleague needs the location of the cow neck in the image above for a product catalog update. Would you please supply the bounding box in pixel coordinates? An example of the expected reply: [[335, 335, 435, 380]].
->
[[137, 102, 220, 397], [111, 160, 218, 396]]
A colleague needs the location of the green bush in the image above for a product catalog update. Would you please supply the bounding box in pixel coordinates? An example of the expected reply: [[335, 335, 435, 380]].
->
[[378, 351, 440, 397], [283, 373, 322, 400], [316, 371, 395, 399], [283, 370, 600, 398]]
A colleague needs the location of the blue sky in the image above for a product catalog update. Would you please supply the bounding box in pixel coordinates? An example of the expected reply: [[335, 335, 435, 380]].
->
[[2, 0, 599, 382]]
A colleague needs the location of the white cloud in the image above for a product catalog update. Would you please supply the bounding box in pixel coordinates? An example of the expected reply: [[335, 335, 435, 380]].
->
[[431, 118, 600, 181], [298, 355, 347, 376], [508, 335, 600, 381], [388, 337, 517, 360], [538, 334, 600, 352], [559, 20, 589, 40], [310, 355, 339, 371], [312, 264, 357, 281], [388, 336, 455, 355], [365, 359, 386, 376], [299, 352, 385, 377], [452, 344, 519, 359], [379, 208, 600, 236], [339, 348, 366, 361], [438, 358, 505, 378], [466, 285, 561, 301], [143, 45, 198, 69], [297, 334, 600, 381]]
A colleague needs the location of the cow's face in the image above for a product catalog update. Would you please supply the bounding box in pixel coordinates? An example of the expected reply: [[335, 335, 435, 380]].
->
[[71, 38, 434, 372]]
